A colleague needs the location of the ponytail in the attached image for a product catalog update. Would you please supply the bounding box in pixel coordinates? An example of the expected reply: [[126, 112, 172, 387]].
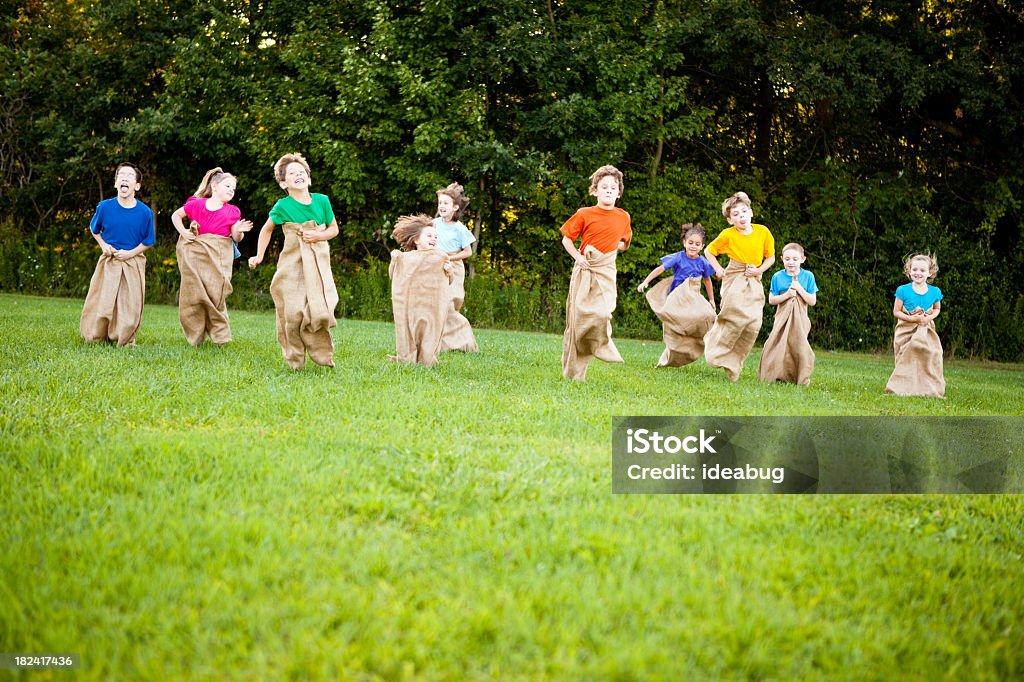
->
[[194, 167, 225, 198]]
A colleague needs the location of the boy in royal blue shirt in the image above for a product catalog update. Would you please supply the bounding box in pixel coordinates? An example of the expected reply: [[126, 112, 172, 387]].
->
[[637, 223, 716, 308], [80, 163, 155, 346]]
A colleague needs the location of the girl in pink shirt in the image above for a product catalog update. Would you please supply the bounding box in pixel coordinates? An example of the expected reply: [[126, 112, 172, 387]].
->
[[171, 168, 253, 345]]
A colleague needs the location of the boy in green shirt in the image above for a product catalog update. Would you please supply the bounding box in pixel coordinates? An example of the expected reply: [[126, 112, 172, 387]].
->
[[249, 153, 340, 369]]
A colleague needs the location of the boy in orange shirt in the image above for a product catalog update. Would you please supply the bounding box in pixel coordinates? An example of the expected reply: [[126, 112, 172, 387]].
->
[[559, 165, 632, 380]]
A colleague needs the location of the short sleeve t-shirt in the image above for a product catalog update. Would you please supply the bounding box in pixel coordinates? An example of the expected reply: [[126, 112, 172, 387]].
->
[[559, 205, 632, 255], [89, 198, 155, 250], [660, 252, 715, 292], [895, 283, 942, 313], [433, 218, 475, 253], [269, 193, 335, 226], [770, 269, 819, 297], [182, 196, 241, 238], [706, 224, 775, 266]]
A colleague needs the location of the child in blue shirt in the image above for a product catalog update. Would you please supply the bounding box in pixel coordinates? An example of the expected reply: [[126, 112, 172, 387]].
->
[[759, 242, 818, 384], [886, 253, 945, 397], [638, 224, 717, 367], [79, 163, 155, 346], [637, 223, 716, 308], [767, 243, 818, 307]]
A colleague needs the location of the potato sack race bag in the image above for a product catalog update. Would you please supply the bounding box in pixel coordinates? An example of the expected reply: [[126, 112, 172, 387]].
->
[[645, 277, 715, 367], [758, 296, 815, 385], [388, 248, 450, 366], [885, 320, 945, 398], [270, 221, 339, 369], [562, 245, 623, 381], [703, 259, 764, 382], [80, 253, 146, 346], [176, 232, 235, 345]]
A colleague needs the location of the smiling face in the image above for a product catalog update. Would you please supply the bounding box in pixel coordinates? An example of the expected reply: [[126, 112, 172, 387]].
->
[[113, 166, 140, 198], [279, 162, 310, 192], [683, 233, 704, 258], [908, 257, 931, 285], [414, 226, 438, 251], [591, 175, 621, 209], [782, 247, 805, 275], [437, 194, 456, 222]]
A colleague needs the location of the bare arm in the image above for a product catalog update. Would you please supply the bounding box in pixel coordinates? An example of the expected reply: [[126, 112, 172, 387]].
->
[[637, 265, 665, 292], [90, 229, 115, 256], [704, 246, 725, 278], [703, 276, 716, 309], [750, 255, 775, 277], [790, 281, 816, 306], [892, 296, 933, 323], [448, 245, 472, 261], [562, 235, 589, 270], [113, 243, 151, 260], [301, 217, 339, 243], [231, 218, 254, 242], [795, 289, 817, 306], [248, 218, 276, 268], [171, 207, 195, 241]]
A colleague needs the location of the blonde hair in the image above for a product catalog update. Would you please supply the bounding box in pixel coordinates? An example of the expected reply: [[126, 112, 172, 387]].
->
[[436, 182, 471, 220], [904, 253, 939, 282], [274, 153, 311, 183], [392, 214, 434, 251], [588, 165, 624, 196], [721, 191, 752, 218], [781, 242, 805, 256], [193, 167, 236, 198]]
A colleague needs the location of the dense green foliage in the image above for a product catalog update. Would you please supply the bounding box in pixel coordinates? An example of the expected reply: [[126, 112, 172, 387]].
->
[[2, 295, 1023, 679], [2, 1, 1022, 359]]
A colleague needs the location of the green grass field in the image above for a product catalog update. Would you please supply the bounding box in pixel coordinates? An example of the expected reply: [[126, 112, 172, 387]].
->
[[1, 293, 1022, 680]]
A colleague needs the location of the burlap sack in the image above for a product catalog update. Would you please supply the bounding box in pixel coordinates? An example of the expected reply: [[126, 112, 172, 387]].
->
[[177, 233, 234, 345], [270, 221, 339, 369], [645, 277, 715, 367], [703, 259, 764, 381], [439, 258, 478, 352], [562, 246, 623, 381], [449, 258, 467, 311], [388, 249, 450, 366], [758, 296, 814, 385], [80, 253, 146, 346], [440, 306, 479, 353], [885, 320, 945, 397]]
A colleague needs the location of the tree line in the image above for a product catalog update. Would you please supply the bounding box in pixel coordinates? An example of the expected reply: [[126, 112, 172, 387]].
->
[[2, 0, 1022, 360]]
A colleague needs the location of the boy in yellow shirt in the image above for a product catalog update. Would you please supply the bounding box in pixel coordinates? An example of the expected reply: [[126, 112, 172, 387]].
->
[[702, 191, 775, 381]]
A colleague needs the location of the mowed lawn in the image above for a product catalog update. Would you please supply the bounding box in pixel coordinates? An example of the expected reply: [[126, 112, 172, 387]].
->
[[1, 293, 1022, 681]]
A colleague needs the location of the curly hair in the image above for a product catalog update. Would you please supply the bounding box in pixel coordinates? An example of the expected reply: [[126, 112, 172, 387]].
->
[[904, 253, 939, 282], [436, 182, 471, 220], [588, 165, 624, 197], [273, 153, 311, 183]]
